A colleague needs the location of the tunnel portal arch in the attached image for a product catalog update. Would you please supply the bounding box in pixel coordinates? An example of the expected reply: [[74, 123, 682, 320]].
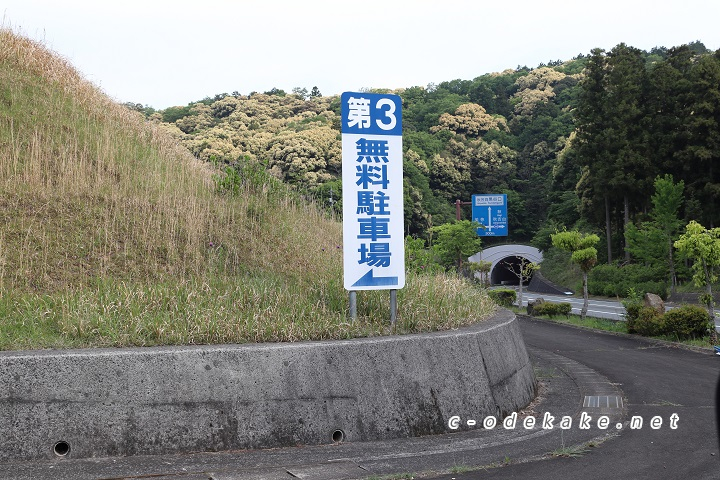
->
[[468, 245, 543, 286]]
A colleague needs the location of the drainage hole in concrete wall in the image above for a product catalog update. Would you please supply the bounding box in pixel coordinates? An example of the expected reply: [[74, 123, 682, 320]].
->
[[332, 429, 345, 443], [53, 441, 71, 457]]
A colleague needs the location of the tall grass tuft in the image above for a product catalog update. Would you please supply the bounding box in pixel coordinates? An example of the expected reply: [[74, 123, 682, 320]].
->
[[0, 28, 496, 350]]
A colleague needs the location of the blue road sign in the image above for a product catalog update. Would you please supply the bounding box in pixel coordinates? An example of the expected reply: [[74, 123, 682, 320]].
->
[[472, 194, 508, 237]]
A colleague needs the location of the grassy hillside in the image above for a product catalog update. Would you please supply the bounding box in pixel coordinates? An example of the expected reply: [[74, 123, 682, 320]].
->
[[0, 29, 495, 350]]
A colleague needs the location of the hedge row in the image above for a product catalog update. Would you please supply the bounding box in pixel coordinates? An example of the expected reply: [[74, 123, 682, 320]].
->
[[488, 289, 516, 307], [527, 300, 572, 318], [588, 264, 668, 299], [626, 304, 711, 339]]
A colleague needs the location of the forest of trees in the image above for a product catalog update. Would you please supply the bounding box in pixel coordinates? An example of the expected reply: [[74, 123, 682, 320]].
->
[[127, 40, 720, 296]]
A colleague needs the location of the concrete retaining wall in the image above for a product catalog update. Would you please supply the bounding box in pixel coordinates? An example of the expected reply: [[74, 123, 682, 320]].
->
[[0, 310, 536, 462]]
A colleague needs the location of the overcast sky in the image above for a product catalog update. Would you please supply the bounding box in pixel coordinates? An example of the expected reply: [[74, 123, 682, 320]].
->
[[3, 0, 720, 109]]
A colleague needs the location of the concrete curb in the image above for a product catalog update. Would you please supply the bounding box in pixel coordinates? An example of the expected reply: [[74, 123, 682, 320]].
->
[[0, 310, 536, 462]]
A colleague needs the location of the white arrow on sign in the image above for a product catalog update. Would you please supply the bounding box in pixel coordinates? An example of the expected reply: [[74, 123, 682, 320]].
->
[[485, 207, 494, 231]]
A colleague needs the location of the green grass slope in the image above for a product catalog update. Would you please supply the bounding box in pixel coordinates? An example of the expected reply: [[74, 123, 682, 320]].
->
[[0, 29, 495, 350]]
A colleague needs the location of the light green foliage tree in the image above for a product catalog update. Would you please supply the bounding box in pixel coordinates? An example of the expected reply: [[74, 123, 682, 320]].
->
[[431, 220, 482, 272], [266, 126, 341, 186], [511, 67, 568, 116], [431, 103, 508, 137], [674, 221, 720, 321], [427, 135, 516, 203], [155, 42, 720, 251], [551, 230, 600, 319], [175, 102, 214, 134], [171, 93, 341, 188]]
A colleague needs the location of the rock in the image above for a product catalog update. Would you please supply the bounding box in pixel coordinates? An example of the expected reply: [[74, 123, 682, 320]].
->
[[643, 293, 665, 314], [527, 297, 544, 316]]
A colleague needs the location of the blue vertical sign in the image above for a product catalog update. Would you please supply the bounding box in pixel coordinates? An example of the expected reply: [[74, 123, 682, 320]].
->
[[341, 92, 405, 290], [472, 194, 508, 236]]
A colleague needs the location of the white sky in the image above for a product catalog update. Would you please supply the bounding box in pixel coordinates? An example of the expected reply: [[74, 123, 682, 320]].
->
[[3, 0, 720, 109]]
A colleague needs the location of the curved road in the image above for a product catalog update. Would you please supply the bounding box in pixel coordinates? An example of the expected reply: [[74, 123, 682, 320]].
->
[[429, 316, 719, 479]]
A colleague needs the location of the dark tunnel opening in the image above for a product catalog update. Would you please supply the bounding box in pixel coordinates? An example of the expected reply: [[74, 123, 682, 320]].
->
[[490, 256, 535, 286]]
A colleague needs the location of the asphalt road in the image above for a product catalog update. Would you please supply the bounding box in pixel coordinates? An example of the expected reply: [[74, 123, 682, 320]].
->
[[520, 292, 627, 321], [428, 316, 720, 480], [521, 291, 720, 331]]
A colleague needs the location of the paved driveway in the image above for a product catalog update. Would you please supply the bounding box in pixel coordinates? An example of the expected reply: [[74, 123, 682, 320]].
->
[[428, 316, 719, 479]]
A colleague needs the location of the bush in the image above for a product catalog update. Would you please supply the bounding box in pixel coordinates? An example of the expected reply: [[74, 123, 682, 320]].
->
[[531, 301, 572, 318], [405, 236, 444, 275], [588, 263, 668, 299], [488, 289, 516, 307], [627, 303, 710, 339], [662, 305, 711, 339], [622, 289, 644, 333], [632, 307, 664, 336]]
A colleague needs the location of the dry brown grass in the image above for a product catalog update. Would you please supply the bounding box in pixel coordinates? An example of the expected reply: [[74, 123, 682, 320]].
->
[[0, 28, 496, 350], [0, 28, 343, 291]]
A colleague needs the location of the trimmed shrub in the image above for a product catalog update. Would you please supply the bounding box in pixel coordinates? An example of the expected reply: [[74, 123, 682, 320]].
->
[[632, 307, 665, 337], [488, 289, 516, 307], [531, 301, 572, 318], [556, 303, 572, 317], [662, 305, 711, 339]]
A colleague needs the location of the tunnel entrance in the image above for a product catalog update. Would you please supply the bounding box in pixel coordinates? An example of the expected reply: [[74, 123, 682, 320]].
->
[[491, 256, 535, 286]]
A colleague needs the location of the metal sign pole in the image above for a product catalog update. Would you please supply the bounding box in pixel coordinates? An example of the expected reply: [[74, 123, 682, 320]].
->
[[390, 289, 397, 326], [349, 291, 357, 321]]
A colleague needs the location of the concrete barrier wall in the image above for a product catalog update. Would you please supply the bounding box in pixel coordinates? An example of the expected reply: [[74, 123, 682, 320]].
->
[[0, 310, 536, 462]]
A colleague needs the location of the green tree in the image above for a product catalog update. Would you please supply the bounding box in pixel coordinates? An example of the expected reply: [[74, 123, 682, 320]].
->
[[681, 53, 720, 227], [551, 230, 600, 320], [573, 48, 614, 261], [431, 220, 482, 272], [264, 87, 286, 96], [573, 44, 653, 263], [645, 46, 695, 176], [624, 174, 684, 295], [292, 87, 309, 100], [650, 175, 684, 293], [467, 260, 492, 287], [674, 221, 720, 322], [605, 43, 653, 261], [161, 105, 191, 123]]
